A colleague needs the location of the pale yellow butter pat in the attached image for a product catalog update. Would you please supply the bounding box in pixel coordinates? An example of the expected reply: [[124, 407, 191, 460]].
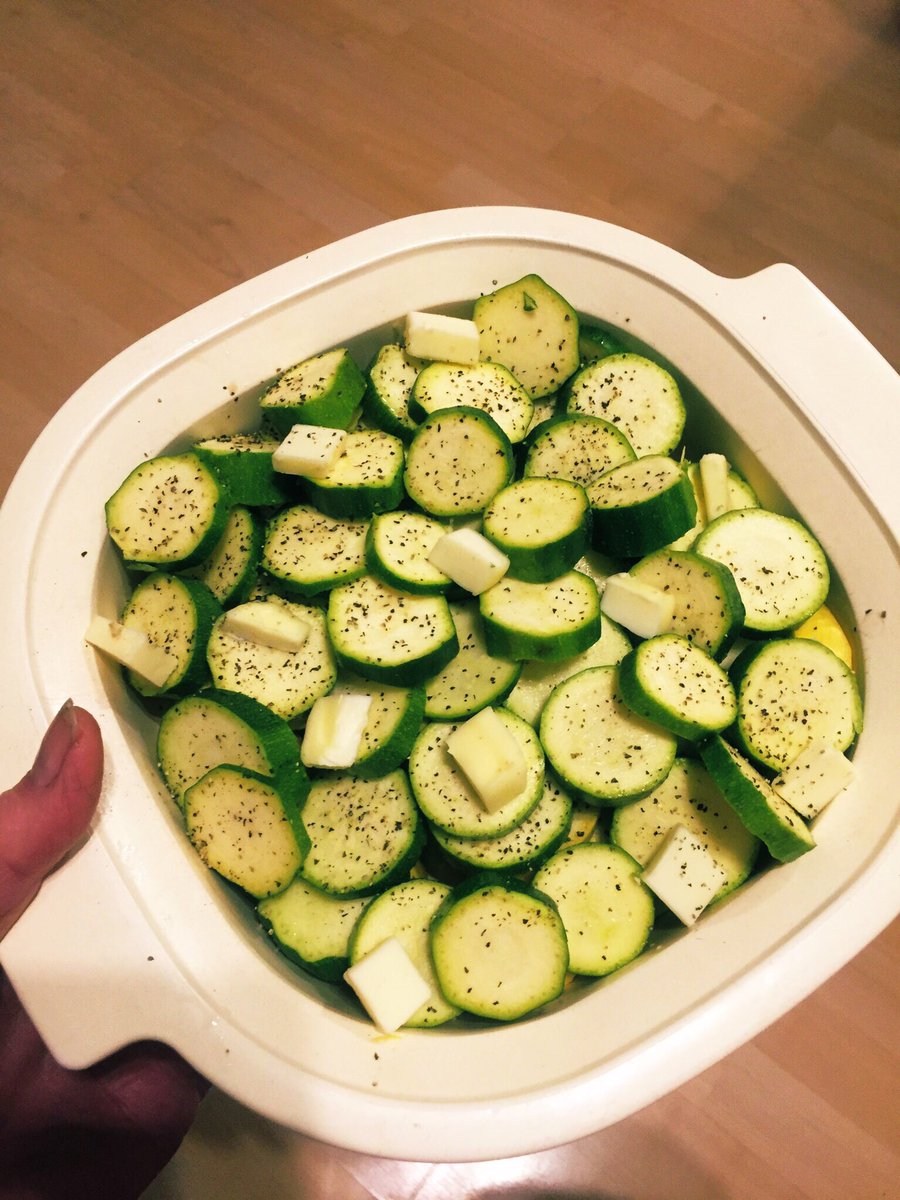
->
[[427, 528, 509, 595], [344, 937, 432, 1033], [699, 453, 731, 521], [405, 310, 481, 365], [85, 616, 172, 688], [272, 425, 346, 477], [301, 692, 372, 769], [773, 741, 855, 820], [221, 601, 310, 652], [641, 824, 728, 926], [446, 707, 527, 813], [600, 573, 675, 639]]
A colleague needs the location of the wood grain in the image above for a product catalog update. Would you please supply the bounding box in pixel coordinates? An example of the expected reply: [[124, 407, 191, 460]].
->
[[1, 2, 897, 1196]]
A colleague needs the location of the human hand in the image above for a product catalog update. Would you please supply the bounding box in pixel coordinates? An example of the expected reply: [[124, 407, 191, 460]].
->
[[0, 702, 207, 1200]]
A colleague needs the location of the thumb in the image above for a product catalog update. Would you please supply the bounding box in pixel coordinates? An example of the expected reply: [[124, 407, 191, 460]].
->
[[0, 701, 104, 938]]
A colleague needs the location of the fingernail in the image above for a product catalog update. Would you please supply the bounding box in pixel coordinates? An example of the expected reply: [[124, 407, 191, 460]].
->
[[30, 700, 77, 787]]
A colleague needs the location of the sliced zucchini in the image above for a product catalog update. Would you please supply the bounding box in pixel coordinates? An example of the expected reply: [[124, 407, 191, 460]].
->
[[262, 504, 368, 597], [193, 433, 290, 507], [410, 361, 534, 443], [565, 353, 685, 457], [610, 757, 759, 900], [365, 510, 451, 595], [481, 477, 591, 583], [429, 875, 569, 1020], [327, 574, 458, 686], [336, 678, 426, 779], [185, 505, 262, 607], [403, 407, 514, 518], [301, 429, 405, 519], [478, 570, 601, 662], [588, 455, 697, 559], [628, 548, 745, 657], [408, 711, 544, 839], [206, 597, 336, 721], [260, 347, 366, 433], [539, 665, 677, 806], [533, 843, 654, 976], [348, 879, 459, 1027], [121, 572, 221, 697], [699, 736, 816, 863], [300, 769, 424, 896], [523, 412, 636, 488], [730, 637, 863, 772], [362, 342, 422, 442], [105, 452, 230, 568], [424, 603, 520, 721], [694, 508, 830, 634], [473, 273, 580, 400], [258, 877, 371, 982], [184, 764, 309, 899], [618, 634, 737, 741], [157, 687, 303, 803]]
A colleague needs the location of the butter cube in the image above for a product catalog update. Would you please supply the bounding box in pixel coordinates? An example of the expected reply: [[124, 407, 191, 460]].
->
[[773, 741, 855, 819], [699, 453, 731, 521], [600, 573, 675, 639], [344, 937, 432, 1033], [272, 425, 346, 477], [221, 601, 310, 652], [641, 824, 729, 926], [428, 528, 509, 595], [405, 311, 481, 365], [301, 691, 372, 769], [446, 707, 527, 813], [85, 616, 172, 688]]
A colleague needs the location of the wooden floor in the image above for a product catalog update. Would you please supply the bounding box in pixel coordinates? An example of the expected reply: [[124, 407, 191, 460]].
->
[[1, 1, 898, 1196]]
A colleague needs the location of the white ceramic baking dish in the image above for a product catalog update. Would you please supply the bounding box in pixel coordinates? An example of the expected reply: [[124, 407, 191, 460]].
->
[[1, 208, 897, 1163]]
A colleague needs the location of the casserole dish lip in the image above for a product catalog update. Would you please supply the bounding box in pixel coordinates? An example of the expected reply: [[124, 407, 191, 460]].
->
[[1, 207, 897, 1162]]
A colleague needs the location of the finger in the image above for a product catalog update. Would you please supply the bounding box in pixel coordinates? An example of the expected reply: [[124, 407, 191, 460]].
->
[[0, 702, 104, 938]]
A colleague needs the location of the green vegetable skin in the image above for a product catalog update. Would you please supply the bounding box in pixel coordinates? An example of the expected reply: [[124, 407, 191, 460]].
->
[[101, 281, 861, 1030]]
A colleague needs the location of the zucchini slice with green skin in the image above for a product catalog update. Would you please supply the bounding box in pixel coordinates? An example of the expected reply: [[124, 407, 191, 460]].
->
[[362, 342, 422, 443], [408, 711, 544, 840], [523, 412, 636, 488], [431, 774, 573, 875], [505, 613, 632, 727], [193, 433, 290, 507], [327, 574, 459, 686], [693, 508, 830, 634], [410, 361, 534, 444], [403, 407, 514, 518], [106, 452, 230, 568], [257, 877, 371, 982], [699, 736, 816, 863], [157, 687, 303, 803], [565, 353, 685, 457], [260, 347, 366, 433], [121, 572, 222, 697], [300, 770, 424, 897], [479, 570, 602, 662], [262, 504, 368, 598], [424, 603, 521, 721], [365, 510, 452, 595], [185, 505, 263, 607], [588, 455, 697, 559], [429, 874, 569, 1020], [730, 637, 863, 772], [334, 678, 426, 780], [533, 843, 654, 976], [482, 477, 591, 583], [206, 597, 336, 721], [610, 757, 759, 901], [618, 634, 737, 742], [628, 548, 745, 657], [184, 763, 310, 899], [301, 429, 405, 519], [473, 273, 580, 400], [540, 665, 677, 806], [348, 879, 458, 1027]]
